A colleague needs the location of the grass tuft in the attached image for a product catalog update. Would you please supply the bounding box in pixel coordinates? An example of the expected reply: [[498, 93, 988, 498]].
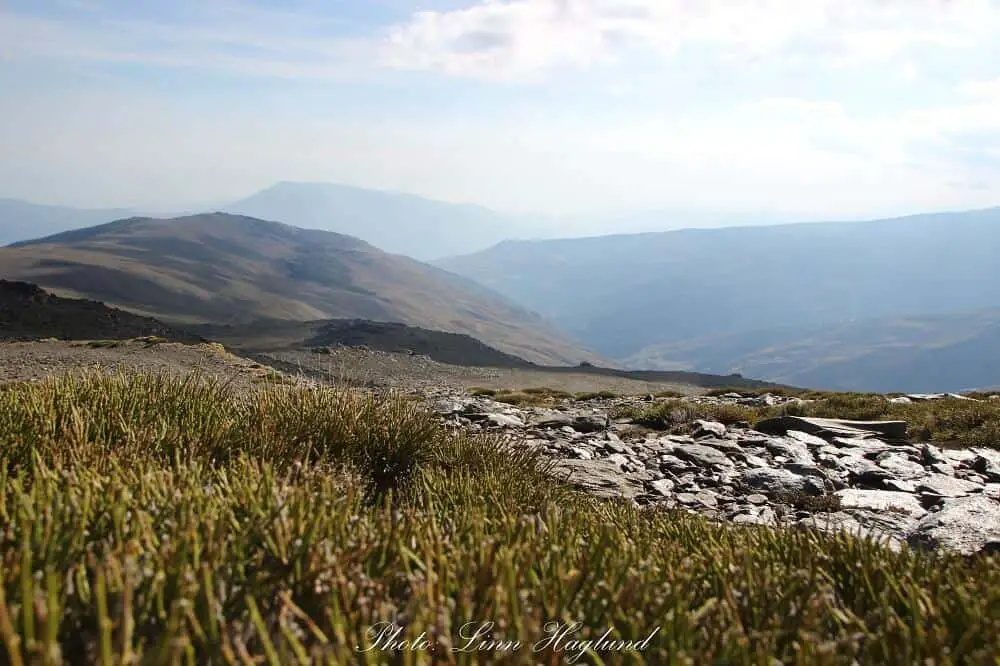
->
[[2, 373, 1000, 663]]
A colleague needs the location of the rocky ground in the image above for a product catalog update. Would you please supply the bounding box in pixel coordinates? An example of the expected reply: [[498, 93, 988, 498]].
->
[[3, 340, 999, 556], [424, 388, 1000, 556]]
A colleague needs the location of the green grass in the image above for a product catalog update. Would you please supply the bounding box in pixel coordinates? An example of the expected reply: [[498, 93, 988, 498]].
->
[[617, 393, 1000, 448], [3, 374, 1000, 663]]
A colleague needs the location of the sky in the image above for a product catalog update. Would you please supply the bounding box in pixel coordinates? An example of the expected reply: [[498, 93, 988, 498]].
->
[[4, 0, 1000, 228]]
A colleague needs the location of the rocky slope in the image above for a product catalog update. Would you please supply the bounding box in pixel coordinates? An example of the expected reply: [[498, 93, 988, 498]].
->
[[0, 280, 203, 342], [424, 389, 1000, 555]]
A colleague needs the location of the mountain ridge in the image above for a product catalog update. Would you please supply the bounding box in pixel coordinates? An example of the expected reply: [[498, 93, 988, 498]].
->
[[0, 212, 601, 366]]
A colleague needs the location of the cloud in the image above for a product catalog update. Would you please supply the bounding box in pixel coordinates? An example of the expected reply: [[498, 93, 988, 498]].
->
[[378, 0, 1000, 80]]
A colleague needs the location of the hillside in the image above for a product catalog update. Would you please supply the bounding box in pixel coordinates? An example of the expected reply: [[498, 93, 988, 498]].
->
[[623, 308, 1000, 393], [223, 181, 544, 260], [0, 198, 134, 246], [436, 207, 1000, 391], [0, 213, 600, 366], [0, 279, 204, 343]]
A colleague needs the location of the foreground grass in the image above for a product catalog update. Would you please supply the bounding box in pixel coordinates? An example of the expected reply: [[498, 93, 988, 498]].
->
[[2, 375, 1000, 664], [618, 392, 1000, 449]]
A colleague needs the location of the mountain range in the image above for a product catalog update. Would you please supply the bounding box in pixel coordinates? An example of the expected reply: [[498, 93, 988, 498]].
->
[[3, 185, 999, 392], [0, 213, 600, 366], [436, 207, 1000, 392]]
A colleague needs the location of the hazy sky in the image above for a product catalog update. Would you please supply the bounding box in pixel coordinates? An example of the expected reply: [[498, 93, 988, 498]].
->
[[4, 0, 1000, 224]]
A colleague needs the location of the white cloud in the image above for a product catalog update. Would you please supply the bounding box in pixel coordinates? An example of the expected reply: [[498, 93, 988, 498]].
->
[[378, 0, 1000, 79]]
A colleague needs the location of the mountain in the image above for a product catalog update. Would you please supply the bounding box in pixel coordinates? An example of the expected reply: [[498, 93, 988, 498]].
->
[[0, 279, 204, 343], [0, 198, 135, 247], [0, 213, 600, 366], [435, 206, 1000, 391], [623, 308, 1000, 393], [223, 181, 546, 261]]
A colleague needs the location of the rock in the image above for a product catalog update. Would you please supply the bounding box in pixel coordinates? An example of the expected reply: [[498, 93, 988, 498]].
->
[[742, 454, 770, 468], [972, 451, 1000, 483], [486, 413, 525, 428], [755, 416, 908, 441], [916, 474, 984, 499], [835, 489, 927, 518], [572, 414, 609, 433], [746, 493, 769, 505], [530, 411, 574, 428], [649, 479, 675, 497], [568, 446, 594, 461], [875, 453, 927, 480], [695, 490, 719, 508], [692, 419, 727, 438], [552, 459, 651, 501], [676, 492, 699, 505], [697, 438, 744, 453], [744, 468, 825, 496], [605, 453, 631, 469], [785, 430, 829, 448], [673, 444, 735, 470], [765, 437, 814, 464], [909, 495, 1000, 555]]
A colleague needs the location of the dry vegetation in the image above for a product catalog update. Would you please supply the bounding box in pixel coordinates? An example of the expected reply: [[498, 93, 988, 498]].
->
[[1, 374, 1000, 664]]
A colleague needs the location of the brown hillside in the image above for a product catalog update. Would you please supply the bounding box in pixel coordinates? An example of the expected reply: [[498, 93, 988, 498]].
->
[[0, 213, 600, 365]]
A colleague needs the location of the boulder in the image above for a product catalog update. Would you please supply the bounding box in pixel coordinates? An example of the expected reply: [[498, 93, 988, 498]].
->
[[755, 416, 908, 442], [909, 495, 1000, 555]]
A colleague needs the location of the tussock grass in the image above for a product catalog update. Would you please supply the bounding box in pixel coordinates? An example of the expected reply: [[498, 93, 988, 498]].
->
[[2, 374, 1000, 663]]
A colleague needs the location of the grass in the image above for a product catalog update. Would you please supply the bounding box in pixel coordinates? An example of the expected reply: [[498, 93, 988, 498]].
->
[[3, 374, 1000, 663], [617, 393, 1000, 449]]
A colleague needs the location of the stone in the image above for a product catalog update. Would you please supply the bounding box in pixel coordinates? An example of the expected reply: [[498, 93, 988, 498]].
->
[[744, 468, 825, 496], [875, 453, 927, 480], [755, 416, 908, 441], [673, 444, 735, 469], [552, 459, 652, 501], [909, 495, 1000, 555], [765, 437, 814, 464], [916, 474, 984, 499], [569, 446, 594, 461], [649, 479, 675, 497], [972, 451, 1000, 483], [572, 414, 609, 433], [692, 419, 727, 438], [785, 430, 829, 448], [486, 413, 525, 428], [746, 493, 769, 505], [835, 489, 927, 518]]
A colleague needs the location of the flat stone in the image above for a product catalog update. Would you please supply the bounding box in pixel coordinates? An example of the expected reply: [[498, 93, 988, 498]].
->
[[487, 413, 525, 428], [916, 474, 984, 499], [909, 495, 1000, 555], [765, 437, 814, 464], [876, 453, 927, 480], [836, 489, 927, 518], [649, 479, 675, 497], [695, 490, 719, 508], [673, 444, 735, 469], [744, 468, 825, 496], [551, 459, 651, 501], [756, 416, 908, 441], [785, 430, 829, 448], [676, 492, 699, 505], [746, 493, 769, 505]]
